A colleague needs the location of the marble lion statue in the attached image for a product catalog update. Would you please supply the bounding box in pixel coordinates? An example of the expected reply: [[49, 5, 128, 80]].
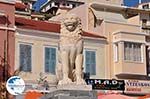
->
[[56, 14, 86, 85]]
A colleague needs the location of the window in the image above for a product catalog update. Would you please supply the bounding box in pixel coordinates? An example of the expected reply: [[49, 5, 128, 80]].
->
[[62, 3, 66, 6], [19, 44, 32, 72], [49, 4, 51, 7], [142, 19, 147, 28], [46, 5, 50, 11], [45, 47, 56, 74], [114, 43, 118, 62], [55, 2, 59, 6], [72, 4, 76, 8], [85, 50, 96, 75], [67, 3, 70, 6], [124, 42, 142, 62]]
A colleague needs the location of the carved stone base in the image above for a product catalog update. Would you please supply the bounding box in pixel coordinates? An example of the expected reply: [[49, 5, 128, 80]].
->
[[40, 83, 94, 99], [57, 84, 92, 91], [40, 90, 97, 99]]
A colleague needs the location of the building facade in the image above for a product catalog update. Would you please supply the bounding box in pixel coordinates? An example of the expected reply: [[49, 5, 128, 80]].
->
[[0, 0, 15, 81], [91, 3, 149, 80], [40, 0, 84, 16], [89, 2, 150, 80], [14, 1, 150, 84], [0, 1, 15, 98], [15, 17, 106, 85], [1, 0, 150, 96], [50, 1, 150, 80]]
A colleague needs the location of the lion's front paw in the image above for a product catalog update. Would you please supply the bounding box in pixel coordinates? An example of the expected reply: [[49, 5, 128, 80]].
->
[[58, 78, 72, 85], [76, 78, 86, 85]]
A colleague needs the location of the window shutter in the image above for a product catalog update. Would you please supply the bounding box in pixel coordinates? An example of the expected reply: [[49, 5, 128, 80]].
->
[[45, 47, 56, 74], [90, 51, 96, 75], [85, 50, 96, 75], [19, 44, 32, 72], [85, 51, 90, 74], [45, 48, 50, 72]]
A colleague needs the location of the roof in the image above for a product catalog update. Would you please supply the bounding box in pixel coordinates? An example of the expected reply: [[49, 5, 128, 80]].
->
[[15, 17, 60, 33], [15, 17, 106, 39], [15, 2, 27, 10], [82, 31, 106, 39]]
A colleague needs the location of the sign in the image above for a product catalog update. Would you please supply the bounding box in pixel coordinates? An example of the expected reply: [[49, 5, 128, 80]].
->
[[125, 80, 150, 94], [6, 76, 25, 95], [86, 79, 124, 90]]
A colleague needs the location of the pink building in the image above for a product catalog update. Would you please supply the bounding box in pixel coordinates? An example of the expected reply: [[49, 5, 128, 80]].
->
[[0, 1, 15, 81]]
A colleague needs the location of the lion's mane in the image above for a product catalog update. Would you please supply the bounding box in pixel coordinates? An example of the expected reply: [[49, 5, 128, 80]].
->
[[60, 14, 83, 45]]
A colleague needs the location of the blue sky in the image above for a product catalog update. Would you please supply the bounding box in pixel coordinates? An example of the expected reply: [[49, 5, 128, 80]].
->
[[124, 0, 150, 7], [33, 0, 47, 11], [33, 0, 150, 11]]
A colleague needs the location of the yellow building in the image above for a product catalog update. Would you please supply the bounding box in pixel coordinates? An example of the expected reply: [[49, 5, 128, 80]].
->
[[89, 2, 150, 80], [50, 1, 150, 80]]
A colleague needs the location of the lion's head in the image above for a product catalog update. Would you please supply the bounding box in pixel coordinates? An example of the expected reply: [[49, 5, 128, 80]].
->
[[61, 14, 83, 35]]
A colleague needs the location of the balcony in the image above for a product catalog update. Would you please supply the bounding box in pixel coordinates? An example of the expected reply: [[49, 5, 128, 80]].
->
[[113, 32, 146, 77]]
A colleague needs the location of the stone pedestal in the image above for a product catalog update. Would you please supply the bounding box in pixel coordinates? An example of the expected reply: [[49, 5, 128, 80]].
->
[[40, 90, 97, 99], [40, 84, 96, 99], [57, 84, 92, 91]]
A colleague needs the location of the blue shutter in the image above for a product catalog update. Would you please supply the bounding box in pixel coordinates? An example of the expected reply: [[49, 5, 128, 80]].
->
[[85, 50, 96, 75], [91, 51, 96, 75], [19, 44, 32, 72], [45, 48, 50, 72], [85, 51, 90, 74], [45, 47, 56, 74]]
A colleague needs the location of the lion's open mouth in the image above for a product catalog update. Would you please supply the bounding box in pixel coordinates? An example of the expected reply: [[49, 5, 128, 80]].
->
[[64, 22, 74, 26]]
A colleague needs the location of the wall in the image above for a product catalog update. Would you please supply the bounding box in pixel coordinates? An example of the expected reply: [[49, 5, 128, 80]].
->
[[84, 38, 106, 79], [0, 1, 15, 76], [15, 29, 58, 84], [127, 15, 140, 26]]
